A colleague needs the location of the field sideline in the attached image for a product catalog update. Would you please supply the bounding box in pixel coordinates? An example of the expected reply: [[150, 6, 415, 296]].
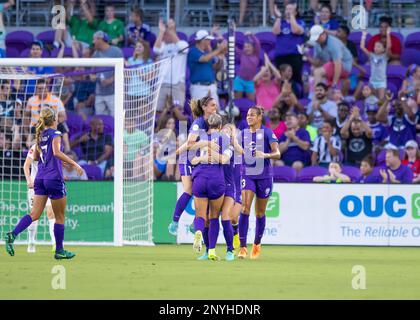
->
[[1, 245, 419, 299]]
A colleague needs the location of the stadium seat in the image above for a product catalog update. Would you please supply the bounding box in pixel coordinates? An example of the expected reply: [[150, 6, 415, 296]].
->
[[348, 31, 372, 46], [223, 31, 246, 49], [272, 166, 296, 182], [49, 47, 76, 58], [36, 30, 55, 45], [81, 164, 103, 180], [234, 98, 255, 118], [67, 112, 85, 139], [6, 47, 20, 58], [404, 32, 420, 50], [5, 30, 34, 52], [401, 48, 420, 67], [145, 32, 157, 48], [341, 165, 361, 182], [297, 166, 328, 182], [361, 65, 407, 91], [122, 47, 134, 60], [255, 32, 276, 53], [177, 31, 188, 42]]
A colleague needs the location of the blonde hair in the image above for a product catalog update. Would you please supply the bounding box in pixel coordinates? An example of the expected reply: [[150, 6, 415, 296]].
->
[[208, 113, 222, 129], [35, 108, 55, 154]]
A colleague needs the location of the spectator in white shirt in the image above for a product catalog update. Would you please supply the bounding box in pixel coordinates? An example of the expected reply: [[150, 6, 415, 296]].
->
[[153, 18, 189, 116]]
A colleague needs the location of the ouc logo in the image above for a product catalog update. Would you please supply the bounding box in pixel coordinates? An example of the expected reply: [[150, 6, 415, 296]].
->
[[340, 194, 420, 219]]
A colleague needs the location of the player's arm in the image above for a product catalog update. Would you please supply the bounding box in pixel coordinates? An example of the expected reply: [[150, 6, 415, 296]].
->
[[256, 142, 281, 160], [52, 136, 83, 175]]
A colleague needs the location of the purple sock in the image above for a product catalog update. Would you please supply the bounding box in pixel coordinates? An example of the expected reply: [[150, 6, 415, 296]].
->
[[203, 227, 209, 252], [194, 217, 205, 233], [254, 215, 266, 245], [54, 224, 65, 252], [208, 218, 220, 250], [172, 193, 191, 222], [12, 214, 32, 237], [239, 213, 249, 248], [222, 220, 234, 252], [232, 223, 239, 236]]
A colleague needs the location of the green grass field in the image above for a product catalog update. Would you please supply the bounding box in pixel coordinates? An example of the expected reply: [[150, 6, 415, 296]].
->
[[1, 245, 419, 299]]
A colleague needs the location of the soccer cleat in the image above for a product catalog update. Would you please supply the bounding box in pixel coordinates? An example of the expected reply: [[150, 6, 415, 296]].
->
[[233, 234, 240, 250], [225, 251, 235, 261], [238, 247, 247, 259], [250, 244, 261, 260], [188, 223, 195, 235], [54, 249, 76, 260], [208, 249, 220, 261], [168, 221, 179, 236], [27, 243, 36, 253], [197, 252, 209, 261], [193, 230, 203, 253], [4, 232, 15, 257]]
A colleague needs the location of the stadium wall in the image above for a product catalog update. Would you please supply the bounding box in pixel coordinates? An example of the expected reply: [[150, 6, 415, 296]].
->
[[2, 182, 419, 245], [177, 183, 420, 246]]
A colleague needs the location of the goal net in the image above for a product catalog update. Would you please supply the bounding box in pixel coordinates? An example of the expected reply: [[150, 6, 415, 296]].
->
[[0, 58, 169, 246]]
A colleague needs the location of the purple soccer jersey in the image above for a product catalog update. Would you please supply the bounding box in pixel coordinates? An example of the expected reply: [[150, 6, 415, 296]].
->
[[223, 145, 236, 199], [241, 125, 278, 179], [179, 116, 210, 175], [278, 128, 311, 165], [192, 132, 231, 200], [37, 128, 64, 180]]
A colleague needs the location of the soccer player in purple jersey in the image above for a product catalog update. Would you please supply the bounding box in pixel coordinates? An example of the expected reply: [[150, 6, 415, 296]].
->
[[222, 123, 244, 251], [190, 114, 232, 261], [238, 106, 280, 259], [4, 108, 83, 259], [168, 96, 218, 236]]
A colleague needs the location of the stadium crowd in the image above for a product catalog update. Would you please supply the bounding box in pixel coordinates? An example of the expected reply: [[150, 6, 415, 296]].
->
[[0, 0, 419, 183]]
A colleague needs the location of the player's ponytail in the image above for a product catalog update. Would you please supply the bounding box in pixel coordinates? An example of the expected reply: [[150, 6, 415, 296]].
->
[[35, 108, 56, 153], [190, 95, 213, 119]]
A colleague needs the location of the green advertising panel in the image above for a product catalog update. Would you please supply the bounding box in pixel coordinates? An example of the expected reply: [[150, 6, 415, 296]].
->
[[0, 181, 177, 244]]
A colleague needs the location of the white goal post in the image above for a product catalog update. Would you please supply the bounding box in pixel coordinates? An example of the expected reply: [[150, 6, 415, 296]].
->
[[0, 58, 169, 247]]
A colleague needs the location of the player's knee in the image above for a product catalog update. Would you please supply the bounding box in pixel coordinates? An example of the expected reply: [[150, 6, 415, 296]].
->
[[242, 204, 251, 215]]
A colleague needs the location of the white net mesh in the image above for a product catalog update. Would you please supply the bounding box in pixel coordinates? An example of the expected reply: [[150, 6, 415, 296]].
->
[[0, 72, 64, 243], [122, 59, 170, 245]]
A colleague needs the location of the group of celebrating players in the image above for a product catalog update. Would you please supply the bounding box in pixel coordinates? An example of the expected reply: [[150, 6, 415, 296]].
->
[[168, 96, 280, 261]]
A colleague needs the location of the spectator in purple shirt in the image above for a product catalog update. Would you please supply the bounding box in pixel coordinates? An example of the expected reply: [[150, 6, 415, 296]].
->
[[380, 148, 413, 183], [233, 32, 261, 101], [376, 92, 417, 148], [312, 4, 339, 36], [125, 6, 151, 47], [278, 111, 311, 172], [357, 155, 382, 183], [272, 2, 306, 85]]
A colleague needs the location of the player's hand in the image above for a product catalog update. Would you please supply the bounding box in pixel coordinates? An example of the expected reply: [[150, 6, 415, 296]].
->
[[74, 164, 84, 177], [255, 151, 266, 159], [27, 180, 34, 188]]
